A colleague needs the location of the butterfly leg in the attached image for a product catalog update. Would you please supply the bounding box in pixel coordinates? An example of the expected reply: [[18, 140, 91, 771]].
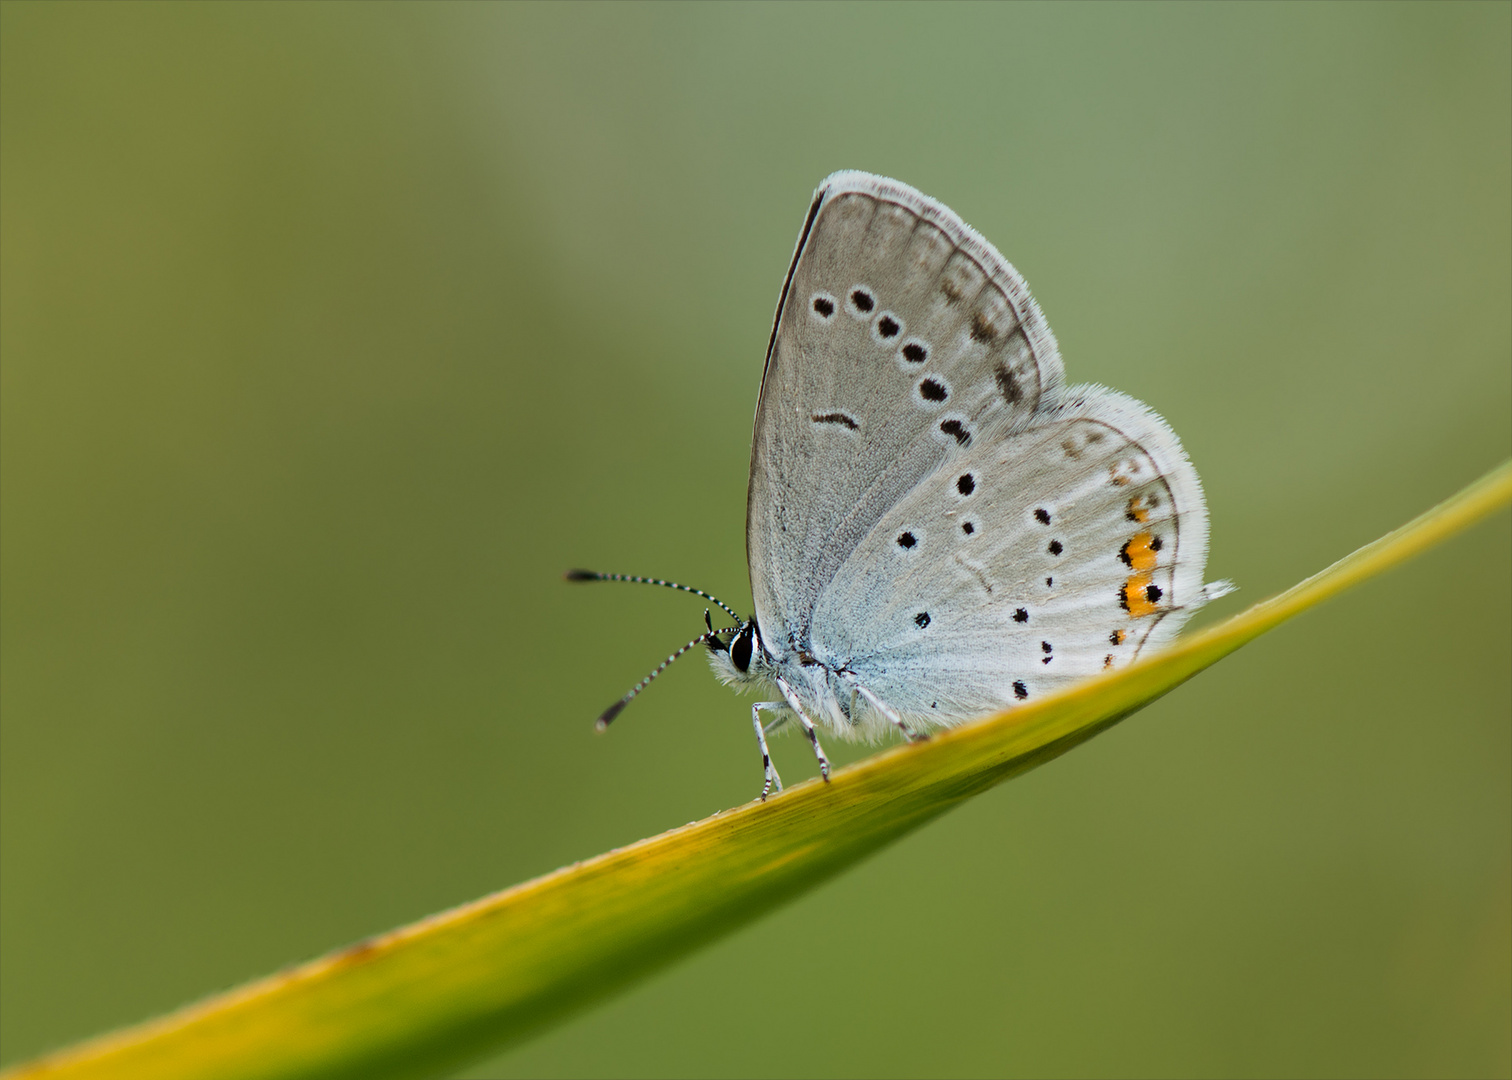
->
[[852, 682, 928, 742], [751, 703, 785, 801], [773, 675, 831, 783]]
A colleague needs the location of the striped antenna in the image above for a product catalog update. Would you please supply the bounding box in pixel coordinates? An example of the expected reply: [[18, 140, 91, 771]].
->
[[564, 569, 743, 625], [594, 632, 714, 731], [704, 607, 741, 638]]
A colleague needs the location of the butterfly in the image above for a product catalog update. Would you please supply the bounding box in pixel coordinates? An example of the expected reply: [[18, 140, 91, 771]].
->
[[571, 171, 1229, 800]]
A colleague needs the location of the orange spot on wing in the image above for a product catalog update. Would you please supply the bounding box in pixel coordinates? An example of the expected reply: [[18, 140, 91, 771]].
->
[[1121, 572, 1160, 618], [1125, 495, 1151, 522], [1122, 531, 1158, 572]]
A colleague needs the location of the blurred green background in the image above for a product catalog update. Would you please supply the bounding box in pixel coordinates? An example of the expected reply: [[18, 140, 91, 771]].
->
[[2, 3, 1508, 1077]]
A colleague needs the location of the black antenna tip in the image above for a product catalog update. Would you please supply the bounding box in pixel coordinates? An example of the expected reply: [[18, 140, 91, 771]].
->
[[565, 569, 600, 582], [596, 698, 629, 729]]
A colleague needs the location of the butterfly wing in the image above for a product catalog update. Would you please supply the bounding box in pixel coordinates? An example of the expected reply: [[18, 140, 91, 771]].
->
[[809, 386, 1214, 732], [748, 172, 1066, 663]]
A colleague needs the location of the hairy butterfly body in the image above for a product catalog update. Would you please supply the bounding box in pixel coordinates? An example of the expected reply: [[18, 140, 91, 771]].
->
[[574, 172, 1229, 799]]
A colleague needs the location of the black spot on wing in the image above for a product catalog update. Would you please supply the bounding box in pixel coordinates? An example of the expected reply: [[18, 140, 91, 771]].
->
[[1013, 607, 1028, 623], [918, 378, 948, 403], [896, 532, 917, 549], [811, 412, 858, 430], [1013, 680, 1028, 699], [939, 419, 971, 446], [994, 362, 1022, 405], [914, 612, 931, 628]]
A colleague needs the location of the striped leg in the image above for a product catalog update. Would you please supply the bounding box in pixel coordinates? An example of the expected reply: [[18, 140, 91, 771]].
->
[[773, 675, 831, 782], [761, 710, 792, 738], [852, 682, 928, 743], [751, 703, 785, 801]]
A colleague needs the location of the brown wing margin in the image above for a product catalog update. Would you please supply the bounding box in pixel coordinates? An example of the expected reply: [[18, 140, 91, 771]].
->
[[744, 181, 826, 580], [757, 188, 824, 403]]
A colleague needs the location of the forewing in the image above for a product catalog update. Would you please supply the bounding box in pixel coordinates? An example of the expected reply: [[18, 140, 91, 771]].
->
[[810, 386, 1213, 725], [747, 172, 1065, 659]]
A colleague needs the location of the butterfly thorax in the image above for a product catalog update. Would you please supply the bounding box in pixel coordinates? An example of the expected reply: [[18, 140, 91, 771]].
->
[[706, 616, 868, 736]]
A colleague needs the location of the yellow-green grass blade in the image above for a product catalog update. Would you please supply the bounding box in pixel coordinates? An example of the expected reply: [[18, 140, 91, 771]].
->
[[10, 460, 1510, 1080]]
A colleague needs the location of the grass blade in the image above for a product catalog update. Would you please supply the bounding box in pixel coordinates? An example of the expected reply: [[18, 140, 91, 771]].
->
[[9, 460, 1510, 1080]]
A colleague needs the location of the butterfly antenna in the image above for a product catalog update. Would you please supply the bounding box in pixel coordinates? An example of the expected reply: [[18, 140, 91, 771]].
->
[[594, 632, 713, 731], [564, 569, 743, 625]]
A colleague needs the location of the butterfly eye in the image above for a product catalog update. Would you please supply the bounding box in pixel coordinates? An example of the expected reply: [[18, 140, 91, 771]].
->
[[730, 627, 755, 673]]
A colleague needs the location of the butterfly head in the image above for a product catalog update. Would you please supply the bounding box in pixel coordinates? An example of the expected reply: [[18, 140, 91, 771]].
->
[[705, 617, 768, 689]]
